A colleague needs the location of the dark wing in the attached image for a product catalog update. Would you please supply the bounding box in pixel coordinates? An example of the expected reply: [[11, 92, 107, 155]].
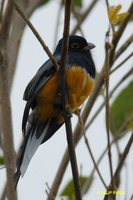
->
[[14, 116, 63, 188], [22, 56, 60, 133], [23, 56, 60, 101]]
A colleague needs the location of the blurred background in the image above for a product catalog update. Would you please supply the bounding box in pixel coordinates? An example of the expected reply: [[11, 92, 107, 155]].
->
[[0, 0, 133, 199]]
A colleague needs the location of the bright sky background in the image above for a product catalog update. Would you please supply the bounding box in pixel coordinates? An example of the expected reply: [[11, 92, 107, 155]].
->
[[1, 0, 133, 199]]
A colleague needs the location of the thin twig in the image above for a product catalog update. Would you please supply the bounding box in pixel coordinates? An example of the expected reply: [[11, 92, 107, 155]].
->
[[45, 190, 49, 199], [48, 149, 70, 198], [0, 0, 5, 23], [0, 139, 24, 200], [45, 182, 55, 200], [81, 137, 120, 195], [130, 194, 133, 200], [0, 165, 5, 169], [105, 30, 115, 194], [110, 52, 133, 74], [71, 3, 84, 37], [7, 0, 45, 90], [0, 1, 17, 200], [124, 164, 129, 200], [0, 58, 17, 200], [76, 110, 107, 189], [71, 0, 98, 35], [117, 116, 133, 137], [12, 0, 60, 70], [114, 34, 133, 62], [0, 109, 3, 150], [57, 0, 82, 199], [0, 184, 6, 200], [103, 132, 133, 200], [0, 0, 13, 35], [0, 57, 17, 200], [53, 0, 62, 50]]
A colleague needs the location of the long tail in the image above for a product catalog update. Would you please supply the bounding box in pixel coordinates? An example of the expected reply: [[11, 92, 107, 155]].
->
[[14, 117, 63, 188]]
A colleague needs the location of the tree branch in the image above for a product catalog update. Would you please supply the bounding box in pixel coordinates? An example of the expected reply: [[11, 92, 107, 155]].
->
[[57, 0, 82, 199], [114, 34, 133, 62], [53, 0, 62, 49], [71, 0, 99, 35], [8, 0, 46, 89], [103, 132, 133, 200], [0, 184, 6, 200], [110, 52, 133, 74], [12, 0, 60, 70], [0, 50, 17, 200], [0, 1, 17, 199], [76, 110, 107, 189], [0, 0, 14, 36], [71, 3, 84, 36], [105, 31, 115, 195], [0, 0, 5, 23]]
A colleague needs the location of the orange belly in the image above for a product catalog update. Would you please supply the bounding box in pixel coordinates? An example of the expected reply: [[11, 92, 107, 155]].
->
[[66, 66, 94, 111], [36, 66, 94, 121]]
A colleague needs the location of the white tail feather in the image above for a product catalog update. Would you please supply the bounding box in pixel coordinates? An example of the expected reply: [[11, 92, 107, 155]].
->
[[20, 121, 50, 176]]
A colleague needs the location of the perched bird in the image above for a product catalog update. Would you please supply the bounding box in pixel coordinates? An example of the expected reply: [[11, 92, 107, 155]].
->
[[14, 35, 96, 187]]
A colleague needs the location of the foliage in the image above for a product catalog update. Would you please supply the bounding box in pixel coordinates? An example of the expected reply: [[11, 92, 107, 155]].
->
[[0, 156, 5, 165], [73, 0, 82, 7], [62, 0, 82, 7], [110, 81, 133, 138], [108, 4, 129, 25], [43, 0, 50, 5], [61, 175, 93, 199]]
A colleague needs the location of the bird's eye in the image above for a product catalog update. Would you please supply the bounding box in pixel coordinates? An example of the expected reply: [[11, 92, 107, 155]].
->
[[71, 42, 80, 49]]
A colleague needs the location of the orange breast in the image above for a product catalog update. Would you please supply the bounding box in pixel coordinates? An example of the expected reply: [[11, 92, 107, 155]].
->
[[36, 74, 59, 121], [66, 65, 95, 111], [36, 66, 94, 121]]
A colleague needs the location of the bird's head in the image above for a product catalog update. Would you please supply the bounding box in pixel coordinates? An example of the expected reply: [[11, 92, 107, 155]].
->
[[54, 35, 95, 55]]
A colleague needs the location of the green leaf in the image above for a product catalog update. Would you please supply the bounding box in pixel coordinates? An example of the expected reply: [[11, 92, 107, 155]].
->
[[110, 81, 133, 138], [109, 5, 122, 25], [108, 5, 128, 25], [42, 0, 50, 5], [62, 0, 82, 7], [60, 176, 94, 199], [115, 12, 129, 25], [0, 156, 5, 165], [81, 175, 94, 195], [73, 0, 82, 7]]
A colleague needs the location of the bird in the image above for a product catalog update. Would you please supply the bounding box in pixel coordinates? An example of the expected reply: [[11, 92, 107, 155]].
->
[[14, 35, 96, 187]]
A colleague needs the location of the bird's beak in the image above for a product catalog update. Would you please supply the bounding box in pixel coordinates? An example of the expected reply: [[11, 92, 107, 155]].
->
[[84, 42, 96, 51]]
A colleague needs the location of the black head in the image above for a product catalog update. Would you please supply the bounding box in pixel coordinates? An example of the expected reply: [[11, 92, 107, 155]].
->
[[54, 35, 95, 54], [54, 35, 96, 79]]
